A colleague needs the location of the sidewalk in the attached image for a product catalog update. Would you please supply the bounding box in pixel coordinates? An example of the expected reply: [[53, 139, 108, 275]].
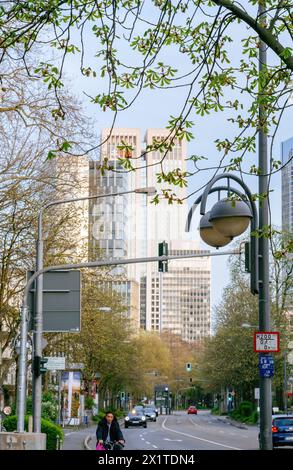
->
[[62, 423, 96, 450], [216, 414, 257, 430]]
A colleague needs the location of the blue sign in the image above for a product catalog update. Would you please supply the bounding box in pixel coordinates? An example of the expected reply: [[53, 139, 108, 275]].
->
[[259, 354, 274, 378]]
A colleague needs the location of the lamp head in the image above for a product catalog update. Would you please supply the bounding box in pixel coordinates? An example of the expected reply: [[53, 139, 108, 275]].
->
[[199, 212, 232, 248], [209, 199, 252, 238]]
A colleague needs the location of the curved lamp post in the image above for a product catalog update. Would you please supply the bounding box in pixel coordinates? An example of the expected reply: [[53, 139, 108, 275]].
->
[[186, 172, 272, 450], [23, 186, 156, 434], [186, 175, 258, 294]]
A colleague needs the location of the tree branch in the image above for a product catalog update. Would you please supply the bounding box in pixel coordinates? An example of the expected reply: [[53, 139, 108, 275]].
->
[[212, 0, 293, 70]]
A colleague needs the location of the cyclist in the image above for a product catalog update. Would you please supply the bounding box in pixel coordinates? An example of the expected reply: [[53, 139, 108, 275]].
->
[[96, 410, 125, 450]]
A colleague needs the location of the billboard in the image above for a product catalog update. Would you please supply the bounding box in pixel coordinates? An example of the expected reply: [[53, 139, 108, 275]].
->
[[60, 371, 82, 425]]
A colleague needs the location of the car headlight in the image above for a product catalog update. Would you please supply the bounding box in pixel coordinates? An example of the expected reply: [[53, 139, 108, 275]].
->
[[125, 417, 129, 421], [141, 416, 146, 421]]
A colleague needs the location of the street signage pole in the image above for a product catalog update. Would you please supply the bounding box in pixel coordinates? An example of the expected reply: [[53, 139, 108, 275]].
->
[[17, 248, 239, 432]]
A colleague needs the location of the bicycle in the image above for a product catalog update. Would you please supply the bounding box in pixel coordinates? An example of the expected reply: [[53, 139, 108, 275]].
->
[[96, 441, 125, 451]]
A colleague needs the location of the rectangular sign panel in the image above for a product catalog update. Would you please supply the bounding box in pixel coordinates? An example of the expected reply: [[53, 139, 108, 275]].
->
[[254, 331, 280, 352], [45, 356, 66, 370], [28, 270, 81, 332], [259, 354, 275, 377]]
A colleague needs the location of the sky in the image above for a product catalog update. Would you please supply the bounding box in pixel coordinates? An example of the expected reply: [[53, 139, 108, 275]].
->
[[59, 5, 292, 317]]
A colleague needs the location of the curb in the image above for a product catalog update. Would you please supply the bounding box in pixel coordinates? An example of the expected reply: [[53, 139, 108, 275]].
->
[[84, 434, 92, 450], [216, 416, 248, 429]]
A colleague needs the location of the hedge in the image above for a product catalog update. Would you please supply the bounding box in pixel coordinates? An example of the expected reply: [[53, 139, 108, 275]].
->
[[3, 415, 64, 450]]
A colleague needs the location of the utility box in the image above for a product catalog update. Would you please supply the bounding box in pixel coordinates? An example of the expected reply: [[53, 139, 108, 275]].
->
[[0, 432, 46, 450]]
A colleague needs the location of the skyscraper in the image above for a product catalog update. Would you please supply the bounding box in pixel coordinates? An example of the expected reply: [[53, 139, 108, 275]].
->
[[89, 127, 211, 341], [144, 129, 211, 340], [281, 137, 293, 233]]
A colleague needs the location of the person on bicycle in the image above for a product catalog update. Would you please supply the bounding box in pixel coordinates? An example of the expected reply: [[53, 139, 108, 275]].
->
[[96, 410, 125, 450]]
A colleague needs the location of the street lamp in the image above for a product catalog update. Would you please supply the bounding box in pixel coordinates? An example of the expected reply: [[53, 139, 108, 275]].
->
[[19, 185, 156, 434], [186, 172, 272, 450]]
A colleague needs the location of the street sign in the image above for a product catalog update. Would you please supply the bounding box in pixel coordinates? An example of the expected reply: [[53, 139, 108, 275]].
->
[[254, 331, 280, 352], [45, 356, 66, 370], [259, 354, 275, 378], [28, 270, 81, 332]]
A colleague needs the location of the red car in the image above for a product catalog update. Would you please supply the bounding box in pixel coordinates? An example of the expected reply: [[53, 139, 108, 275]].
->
[[187, 406, 198, 415]]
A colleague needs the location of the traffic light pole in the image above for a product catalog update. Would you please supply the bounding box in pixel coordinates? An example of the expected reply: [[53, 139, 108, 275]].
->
[[17, 249, 240, 432]]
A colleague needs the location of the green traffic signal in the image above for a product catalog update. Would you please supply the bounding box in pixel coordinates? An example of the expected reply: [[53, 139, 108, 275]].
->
[[33, 356, 48, 376]]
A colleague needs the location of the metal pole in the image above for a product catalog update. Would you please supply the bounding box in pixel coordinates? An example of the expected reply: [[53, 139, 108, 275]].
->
[[258, 1, 272, 450], [159, 271, 163, 333], [32, 211, 44, 432], [16, 305, 29, 432], [284, 351, 288, 413]]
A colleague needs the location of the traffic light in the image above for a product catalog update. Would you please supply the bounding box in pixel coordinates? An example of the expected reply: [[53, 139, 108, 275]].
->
[[186, 362, 192, 372], [158, 241, 168, 272], [33, 356, 48, 376]]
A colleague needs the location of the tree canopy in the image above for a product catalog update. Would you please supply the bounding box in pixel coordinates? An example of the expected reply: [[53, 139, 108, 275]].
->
[[0, 1, 291, 187]]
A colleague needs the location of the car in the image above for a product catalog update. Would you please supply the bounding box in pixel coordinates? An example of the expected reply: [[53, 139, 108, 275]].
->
[[133, 405, 144, 413], [187, 406, 198, 415], [271, 414, 293, 448], [143, 407, 157, 422], [124, 411, 147, 428]]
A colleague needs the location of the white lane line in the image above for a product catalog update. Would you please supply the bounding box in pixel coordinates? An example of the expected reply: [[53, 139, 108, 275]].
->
[[162, 418, 241, 450], [141, 437, 145, 441], [146, 441, 151, 445], [64, 432, 77, 436], [164, 438, 183, 442], [152, 445, 158, 449]]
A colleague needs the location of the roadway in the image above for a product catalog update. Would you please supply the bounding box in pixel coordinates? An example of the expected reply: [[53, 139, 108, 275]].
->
[[87, 410, 259, 451]]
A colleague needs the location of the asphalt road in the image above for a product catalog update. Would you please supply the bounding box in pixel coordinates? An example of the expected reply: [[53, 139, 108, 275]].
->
[[84, 410, 259, 451], [121, 410, 259, 450]]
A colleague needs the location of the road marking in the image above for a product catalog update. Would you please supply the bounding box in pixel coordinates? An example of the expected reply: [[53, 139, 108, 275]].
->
[[146, 441, 151, 445], [164, 438, 183, 442], [152, 445, 158, 449], [141, 437, 145, 441], [162, 418, 241, 450]]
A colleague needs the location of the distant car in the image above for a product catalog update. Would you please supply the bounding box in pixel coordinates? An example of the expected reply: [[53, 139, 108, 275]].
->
[[271, 414, 293, 448], [187, 406, 198, 415], [143, 407, 157, 422], [133, 405, 144, 413], [125, 411, 147, 428]]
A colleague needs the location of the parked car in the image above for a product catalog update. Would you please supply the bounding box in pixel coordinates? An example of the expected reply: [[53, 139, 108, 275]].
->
[[125, 411, 147, 428], [143, 407, 157, 422], [187, 405, 198, 415], [271, 414, 293, 448]]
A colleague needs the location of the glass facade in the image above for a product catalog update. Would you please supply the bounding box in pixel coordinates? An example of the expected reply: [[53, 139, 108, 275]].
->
[[281, 137, 293, 233]]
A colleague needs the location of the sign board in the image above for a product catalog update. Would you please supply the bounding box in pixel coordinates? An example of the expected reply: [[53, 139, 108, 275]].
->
[[288, 375, 293, 383], [254, 388, 260, 400], [28, 270, 81, 332], [254, 331, 280, 352], [45, 356, 66, 370], [259, 354, 274, 378]]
